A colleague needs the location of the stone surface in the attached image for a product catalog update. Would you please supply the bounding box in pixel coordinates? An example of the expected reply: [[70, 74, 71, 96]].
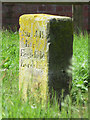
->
[[19, 14, 73, 103]]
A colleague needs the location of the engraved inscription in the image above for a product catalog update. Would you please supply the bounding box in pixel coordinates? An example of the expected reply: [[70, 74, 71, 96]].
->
[[23, 30, 45, 39], [20, 30, 46, 68]]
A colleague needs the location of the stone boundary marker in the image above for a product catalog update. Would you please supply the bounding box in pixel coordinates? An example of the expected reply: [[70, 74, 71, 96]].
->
[[19, 14, 73, 103]]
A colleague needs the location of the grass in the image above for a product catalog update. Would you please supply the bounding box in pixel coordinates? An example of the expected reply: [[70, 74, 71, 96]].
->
[[1, 29, 88, 118]]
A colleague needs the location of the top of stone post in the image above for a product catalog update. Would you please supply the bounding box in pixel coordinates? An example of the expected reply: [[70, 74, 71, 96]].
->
[[19, 14, 71, 24]]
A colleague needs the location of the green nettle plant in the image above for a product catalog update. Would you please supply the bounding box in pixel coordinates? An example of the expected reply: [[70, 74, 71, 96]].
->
[[1, 29, 88, 118]]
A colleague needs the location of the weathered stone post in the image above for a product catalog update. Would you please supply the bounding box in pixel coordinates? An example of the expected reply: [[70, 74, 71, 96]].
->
[[19, 14, 73, 104]]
